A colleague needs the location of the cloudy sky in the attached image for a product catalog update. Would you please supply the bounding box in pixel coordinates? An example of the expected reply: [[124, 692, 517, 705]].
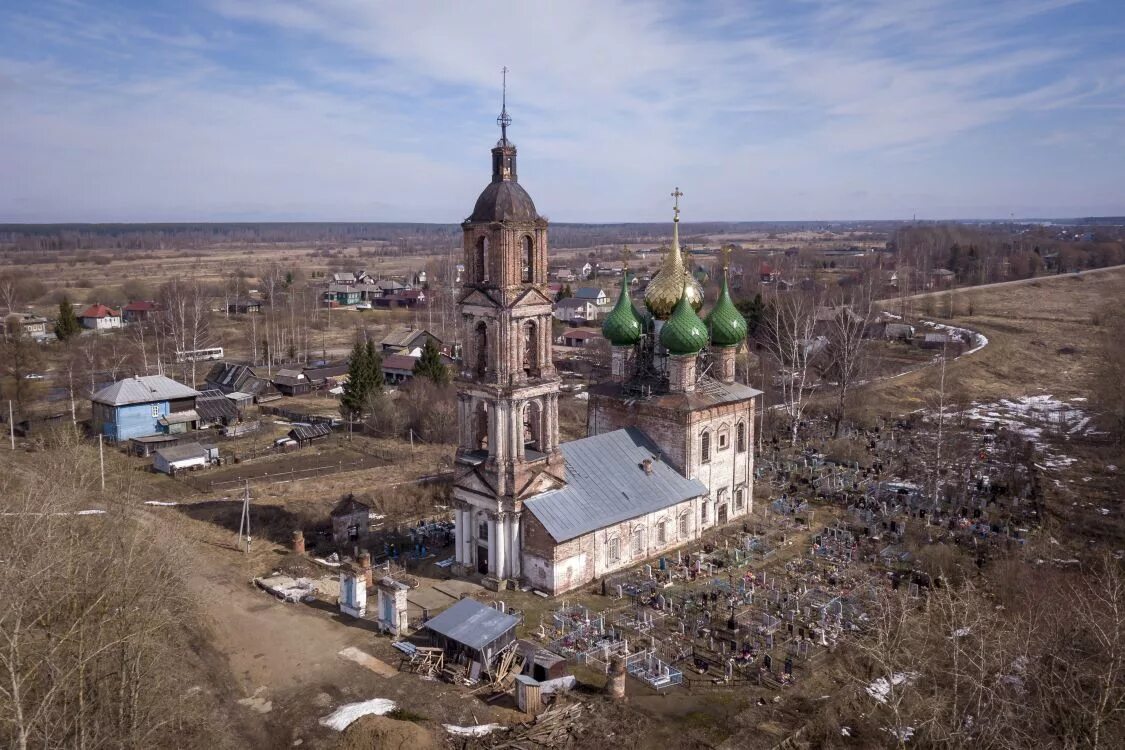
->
[[2, 0, 1124, 223]]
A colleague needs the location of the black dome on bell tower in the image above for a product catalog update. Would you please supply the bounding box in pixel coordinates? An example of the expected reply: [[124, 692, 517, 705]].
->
[[465, 69, 539, 225]]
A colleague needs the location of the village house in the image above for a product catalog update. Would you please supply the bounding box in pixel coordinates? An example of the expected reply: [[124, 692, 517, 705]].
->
[[553, 297, 599, 322], [193, 389, 242, 429], [271, 368, 314, 396], [556, 327, 602, 348], [379, 328, 442, 354], [323, 284, 361, 306], [79, 303, 122, 330], [5, 312, 49, 339], [759, 263, 780, 283], [203, 362, 280, 402], [573, 286, 610, 307], [381, 351, 456, 385], [122, 300, 160, 323], [90, 374, 200, 442], [373, 288, 426, 309], [226, 298, 263, 314]]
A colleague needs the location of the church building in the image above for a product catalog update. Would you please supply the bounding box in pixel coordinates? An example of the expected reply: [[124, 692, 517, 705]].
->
[[450, 88, 760, 595]]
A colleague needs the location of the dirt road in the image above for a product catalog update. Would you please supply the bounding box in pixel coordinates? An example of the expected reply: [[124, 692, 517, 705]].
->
[[877, 263, 1125, 303]]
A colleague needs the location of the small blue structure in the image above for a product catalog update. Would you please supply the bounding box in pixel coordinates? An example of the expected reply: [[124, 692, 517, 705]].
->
[[90, 375, 200, 442]]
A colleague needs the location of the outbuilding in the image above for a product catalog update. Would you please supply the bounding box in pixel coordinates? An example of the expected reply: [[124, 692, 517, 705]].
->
[[423, 598, 519, 669], [152, 442, 217, 475]]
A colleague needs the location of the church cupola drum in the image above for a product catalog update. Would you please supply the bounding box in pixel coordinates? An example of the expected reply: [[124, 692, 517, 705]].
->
[[451, 69, 563, 582]]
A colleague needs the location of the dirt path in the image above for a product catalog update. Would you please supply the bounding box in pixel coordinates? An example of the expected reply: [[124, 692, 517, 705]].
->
[[876, 262, 1125, 303]]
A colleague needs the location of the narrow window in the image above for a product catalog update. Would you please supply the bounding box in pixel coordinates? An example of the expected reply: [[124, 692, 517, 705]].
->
[[736, 422, 746, 453], [657, 521, 667, 545], [522, 236, 534, 283], [679, 513, 689, 537], [718, 428, 729, 451], [478, 520, 489, 541], [607, 536, 620, 565], [152, 404, 160, 418], [633, 527, 643, 556], [735, 488, 745, 510], [701, 431, 711, 464], [701, 501, 709, 523]]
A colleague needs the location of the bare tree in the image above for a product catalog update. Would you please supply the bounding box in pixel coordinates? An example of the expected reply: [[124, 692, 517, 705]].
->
[[823, 298, 871, 437], [158, 279, 212, 385], [761, 291, 818, 446]]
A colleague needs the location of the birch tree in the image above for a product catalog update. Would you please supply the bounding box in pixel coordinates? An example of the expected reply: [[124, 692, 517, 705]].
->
[[761, 291, 818, 446]]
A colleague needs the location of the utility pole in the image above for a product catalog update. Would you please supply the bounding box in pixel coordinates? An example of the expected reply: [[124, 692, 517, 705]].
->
[[237, 480, 252, 553], [8, 400, 14, 450], [98, 434, 105, 491]]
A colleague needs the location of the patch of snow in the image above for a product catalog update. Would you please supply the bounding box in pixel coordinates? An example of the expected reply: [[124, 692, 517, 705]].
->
[[444, 723, 505, 737], [319, 698, 397, 731], [144, 500, 179, 506], [314, 557, 342, 568], [866, 672, 918, 703], [75, 509, 107, 515], [952, 627, 972, 637], [884, 725, 915, 742], [841, 726, 852, 736]]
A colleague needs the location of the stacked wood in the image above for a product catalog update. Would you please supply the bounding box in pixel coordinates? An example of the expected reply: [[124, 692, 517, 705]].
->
[[492, 703, 584, 749]]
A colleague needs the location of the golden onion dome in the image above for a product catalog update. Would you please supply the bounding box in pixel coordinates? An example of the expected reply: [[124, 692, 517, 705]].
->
[[644, 210, 703, 318]]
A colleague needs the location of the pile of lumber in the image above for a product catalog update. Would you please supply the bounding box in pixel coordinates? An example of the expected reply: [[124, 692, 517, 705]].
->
[[492, 703, 584, 749]]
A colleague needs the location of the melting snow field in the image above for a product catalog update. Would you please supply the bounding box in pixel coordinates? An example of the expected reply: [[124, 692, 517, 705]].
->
[[318, 698, 397, 731], [962, 394, 1096, 470]]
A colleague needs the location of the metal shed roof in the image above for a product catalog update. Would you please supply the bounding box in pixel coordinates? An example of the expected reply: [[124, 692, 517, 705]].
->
[[424, 598, 519, 652], [289, 423, 332, 441], [523, 428, 707, 542], [153, 442, 210, 463], [195, 390, 240, 422]]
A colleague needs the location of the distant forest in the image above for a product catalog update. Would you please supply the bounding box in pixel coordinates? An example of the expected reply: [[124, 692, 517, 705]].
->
[[0, 220, 906, 252], [0, 218, 1121, 255]]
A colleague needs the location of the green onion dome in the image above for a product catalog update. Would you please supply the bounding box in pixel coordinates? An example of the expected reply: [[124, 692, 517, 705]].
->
[[704, 271, 747, 347], [602, 276, 643, 346], [660, 283, 709, 355]]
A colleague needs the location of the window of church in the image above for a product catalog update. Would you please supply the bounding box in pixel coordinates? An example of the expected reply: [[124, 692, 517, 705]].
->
[[701, 501, 708, 523], [700, 431, 711, 463], [736, 422, 746, 453], [735, 487, 745, 510], [478, 520, 489, 541], [607, 536, 620, 566], [679, 513, 689, 538], [633, 527, 643, 556], [718, 428, 729, 451], [521, 235, 534, 283], [657, 521, 667, 545]]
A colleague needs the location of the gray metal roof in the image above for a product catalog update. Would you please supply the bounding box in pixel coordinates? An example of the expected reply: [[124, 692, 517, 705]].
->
[[91, 375, 199, 406], [153, 442, 209, 463], [424, 598, 519, 651], [523, 428, 707, 543]]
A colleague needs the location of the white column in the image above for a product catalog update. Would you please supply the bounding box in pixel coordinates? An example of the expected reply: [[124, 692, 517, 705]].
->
[[455, 507, 466, 564], [495, 513, 508, 578], [509, 513, 521, 578], [463, 510, 474, 564], [488, 516, 498, 574]]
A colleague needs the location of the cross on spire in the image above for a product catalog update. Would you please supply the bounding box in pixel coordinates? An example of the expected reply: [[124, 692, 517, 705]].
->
[[497, 66, 512, 142], [671, 186, 683, 220]]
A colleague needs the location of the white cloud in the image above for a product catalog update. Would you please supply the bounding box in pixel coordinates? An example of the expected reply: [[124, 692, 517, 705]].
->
[[0, 0, 1122, 220]]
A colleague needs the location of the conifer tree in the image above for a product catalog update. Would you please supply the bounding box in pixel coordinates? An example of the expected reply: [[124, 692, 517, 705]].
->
[[340, 341, 368, 417], [364, 340, 383, 396], [412, 338, 449, 386], [54, 296, 81, 341]]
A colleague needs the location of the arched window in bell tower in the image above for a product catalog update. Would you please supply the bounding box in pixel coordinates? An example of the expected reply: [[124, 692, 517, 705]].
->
[[522, 400, 543, 454], [474, 321, 489, 377], [474, 401, 489, 452], [521, 235, 534, 283], [475, 236, 490, 283], [522, 320, 540, 378]]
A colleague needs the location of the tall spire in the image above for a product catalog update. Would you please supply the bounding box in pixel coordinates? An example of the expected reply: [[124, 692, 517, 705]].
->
[[497, 66, 512, 144]]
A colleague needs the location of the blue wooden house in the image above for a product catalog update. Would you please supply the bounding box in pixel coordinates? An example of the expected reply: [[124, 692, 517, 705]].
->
[[90, 375, 200, 442]]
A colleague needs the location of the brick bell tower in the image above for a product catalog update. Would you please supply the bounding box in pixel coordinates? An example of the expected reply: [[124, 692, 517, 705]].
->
[[451, 70, 562, 581]]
